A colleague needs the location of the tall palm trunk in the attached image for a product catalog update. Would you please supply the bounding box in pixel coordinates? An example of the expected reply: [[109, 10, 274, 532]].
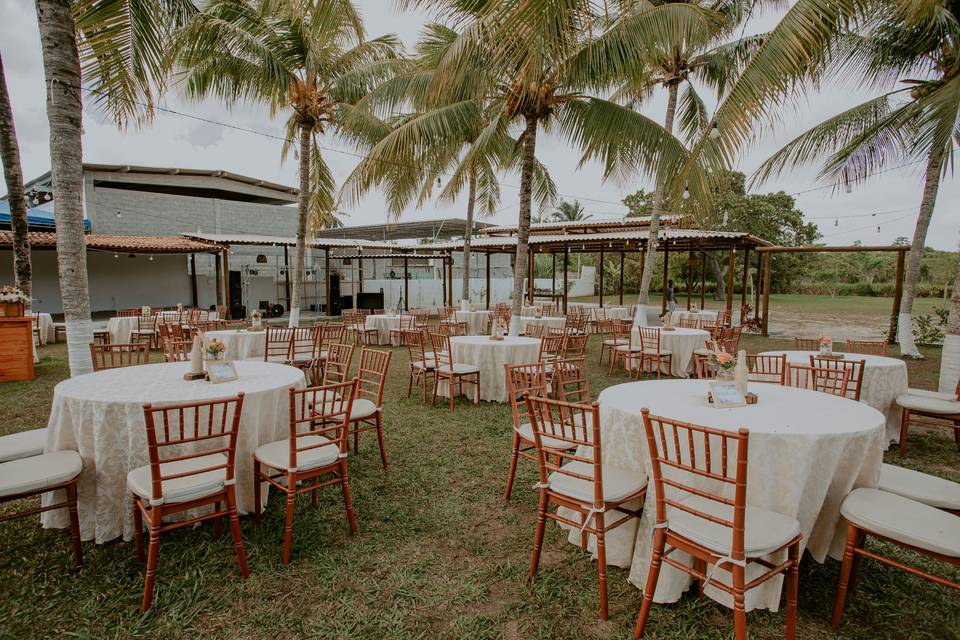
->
[[0, 52, 31, 306], [36, 0, 93, 376], [634, 80, 679, 326], [289, 123, 310, 327], [938, 259, 960, 394], [509, 115, 538, 336], [898, 143, 946, 358], [460, 167, 476, 302]]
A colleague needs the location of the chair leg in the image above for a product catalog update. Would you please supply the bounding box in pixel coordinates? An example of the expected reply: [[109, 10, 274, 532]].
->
[[732, 564, 747, 640], [831, 524, 860, 628], [253, 461, 263, 525], [899, 409, 910, 457], [634, 527, 666, 638], [475, 373, 481, 406], [212, 501, 223, 538], [226, 487, 249, 578], [431, 377, 439, 407], [65, 482, 83, 567], [407, 370, 414, 397], [140, 509, 162, 612], [340, 462, 358, 535], [785, 541, 799, 640], [846, 530, 867, 594], [375, 412, 388, 469], [449, 377, 455, 414], [503, 432, 521, 502], [528, 491, 549, 581], [133, 496, 145, 562], [282, 483, 296, 565], [596, 515, 608, 621], [311, 478, 319, 508]]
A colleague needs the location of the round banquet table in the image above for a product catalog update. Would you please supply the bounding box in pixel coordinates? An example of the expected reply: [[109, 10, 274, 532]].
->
[[364, 314, 400, 345], [455, 310, 492, 335], [29, 312, 54, 344], [436, 336, 541, 402], [206, 329, 266, 360], [41, 360, 306, 543], [106, 316, 140, 344], [517, 315, 566, 335], [577, 379, 885, 612], [629, 326, 710, 377], [588, 306, 631, 321], [760, 350, 908, 444], [670, 309, 718, 326]]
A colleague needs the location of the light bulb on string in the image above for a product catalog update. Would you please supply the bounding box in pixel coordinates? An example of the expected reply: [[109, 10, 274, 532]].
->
[[877, 225, 881, 233], [31, 197, 38, 205], [682, 186, 690, 200], [845, 183, 853, 194], [43, 193, 51, 201], [834, 219, 839, 227], [709, 124, 720, 140]]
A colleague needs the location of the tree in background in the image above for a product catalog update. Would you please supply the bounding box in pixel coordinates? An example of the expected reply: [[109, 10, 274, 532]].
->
[[551, 199, 591, 222], [0, 52, 31, 305], [174, 0, 400, 326]]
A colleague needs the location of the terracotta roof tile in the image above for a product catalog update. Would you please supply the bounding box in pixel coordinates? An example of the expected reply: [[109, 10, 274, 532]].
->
[[0, 231, 222, 253]]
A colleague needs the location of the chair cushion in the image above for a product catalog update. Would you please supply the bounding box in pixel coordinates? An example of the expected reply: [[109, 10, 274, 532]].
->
[[906, 388, 958, 401], [0, 450, 82, 498], [410, 360, 434, 371], [841, 488, 960, 557], [548, 461, 646, 504], [437, 363, 480, 375], [877, 464, 960, 511], [516, 422, 582, 450], [896, 393, 960, 414], [254, 435, 340, 472], [127, 453, 228, 504], [642, 348, 673, 356], [614, 345, 642, 353], [693, 348, 709, 357], [0, 428, 47, 463], [667, 494, 800, 557], [602, 338, 629, 346], [318, 398, 378, 420]]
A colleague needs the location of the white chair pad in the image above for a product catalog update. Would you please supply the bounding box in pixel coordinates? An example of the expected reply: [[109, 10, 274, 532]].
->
[[516, 422, 581, 450], [254, 435, 340, 472], [895, 394, 960, 414], [318, 398, 378, 420], [693, 348, 710, 357], [127, 453, 228, 505], [877, 464, 960, 511], [614, 345, 642, 353], [667, 494, 800, 557], [602, 338, 629, 346], [642, 348, 673, 356], [0, 428, 47, 463], [906, 388, 957, 401], [437, 363, 480, 375], [0, 450, 82, 498], [841, 488, 960, 557], [548, 461, 646, 504]]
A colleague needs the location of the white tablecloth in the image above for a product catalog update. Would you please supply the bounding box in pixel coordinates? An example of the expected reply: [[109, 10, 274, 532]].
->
[[31, 312, 54, 344], [437, 336, 541, 402], [206, 329, 266, 360], [760, 350, 909, 444], [517, 316, 565, 335], [42, 361, 306, 543], [629, 327, 711, 377], [106, 316, 140, 344], [455, 310, 492, 335], [585, 380, 885, 612], [670, 309, 718, 325], [365, 314, 400, 345], [587, 306, 631, 321]]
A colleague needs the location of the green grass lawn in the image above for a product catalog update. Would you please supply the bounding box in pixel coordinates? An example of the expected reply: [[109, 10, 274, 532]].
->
[[0, 334, 958, 639]]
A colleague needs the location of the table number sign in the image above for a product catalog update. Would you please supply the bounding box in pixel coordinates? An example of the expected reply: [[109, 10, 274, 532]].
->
[[206, 360, 239, 384], [708, 381, 747, 408]]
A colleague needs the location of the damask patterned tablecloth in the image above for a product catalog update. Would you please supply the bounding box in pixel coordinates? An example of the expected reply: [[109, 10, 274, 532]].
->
[[455, 310, 492, 335], [364, 314, 401, 345], [42, 361, 305, 543], [436, 336, 541, 402], [205, 329, 266, 360]]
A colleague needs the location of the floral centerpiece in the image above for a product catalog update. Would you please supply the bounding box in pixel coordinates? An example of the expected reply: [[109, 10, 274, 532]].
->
[[205, 338, 226, 361], [708, 347, 736, 380], [250, 309, 263, 331], [660, 312, 674, 329], [819, 336, 833, 355], [0, 285, 29, 316]]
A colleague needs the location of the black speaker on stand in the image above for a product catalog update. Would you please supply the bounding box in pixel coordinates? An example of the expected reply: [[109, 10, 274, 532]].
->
[[328, 272, 341, 315]]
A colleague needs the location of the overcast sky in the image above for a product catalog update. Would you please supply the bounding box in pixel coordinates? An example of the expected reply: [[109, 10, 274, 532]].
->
[[2, 1, 958, 249]]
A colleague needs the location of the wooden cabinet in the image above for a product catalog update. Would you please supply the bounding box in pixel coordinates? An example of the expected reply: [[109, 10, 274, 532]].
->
[[0, 317, 35, 382]]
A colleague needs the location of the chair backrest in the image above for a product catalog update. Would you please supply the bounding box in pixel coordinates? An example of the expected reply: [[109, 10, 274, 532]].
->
[[356, 348, 392, 405], [322, 343, 355, 385], [525, 322, 547, 339], [641, 409, 749, 563], [715, 309, 731, 327], [402, 329, 429, 365], [117, 308, 139, 317], [809, 356, 865, 401], [794, 337, 820, 351], [138, 314, 158, 332], [720, 326, 743, 352], [504, 362, 548, 429], [141, 393, 245, 504], [846, 339, 887, 356], [398, 314, 415, 331], [676, 316, 701, 329], [745, 353, 786, 384], [784, 363, 850, 397], [438, 306, 454, 321], [538, 334, 565, 363], [90, 342, 150, 371], [563, 333, 589, 358], [524, 394, 602, 507], [565, 309, 586, 332], [429, 333, 453, 369], [693, 353, 715, 379], [264, 326, 296, 362], [322, 323, 346, 342], [413, 309, 431, 328], [289, 326, 321, 362], [638, 327, 662, 352], [161, 337, 191, 362], [215, 305, 228, 318], [439, 321, 466, 336], [553, 357, 590, 403], [288, 379, 358, 470]]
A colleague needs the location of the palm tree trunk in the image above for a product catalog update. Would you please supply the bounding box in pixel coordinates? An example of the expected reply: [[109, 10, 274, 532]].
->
[[634, 80, 679, 326], [709, 254, 726, 301], [289, 123, 310, 327], [898, 143, 946, 358], [509, 115, 538, 336], [36, 0, 93, 376], [0, 52, 31, 307], [938, 260, 960, 393], [460, 167, 476, 303]]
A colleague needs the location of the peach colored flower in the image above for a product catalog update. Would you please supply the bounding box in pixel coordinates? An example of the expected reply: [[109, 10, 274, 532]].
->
[[715, 352, 733, 365]]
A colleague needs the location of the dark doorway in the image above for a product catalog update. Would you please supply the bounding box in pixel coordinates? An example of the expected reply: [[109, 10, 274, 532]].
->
[[229, 270, 245, 318]]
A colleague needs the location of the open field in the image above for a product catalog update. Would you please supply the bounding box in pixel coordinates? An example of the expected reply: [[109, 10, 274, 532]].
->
[[0, 333, 958, 640]]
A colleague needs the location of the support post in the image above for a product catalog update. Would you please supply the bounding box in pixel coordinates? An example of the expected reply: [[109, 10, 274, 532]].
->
[[599, 249, 604, 308], [527, 248, 535, 305], [661, 245, 669, 315], [754, 250, 762, 314], [686, 249, 693, 310], [551, 253, 556, 296], [740, 247, 749, 314], [725, 250, 735, 318], [485, 252, 492, 309], [700, 251, 706, 308], [358, 255, 364, 294], [324, 249, 332, 316], [447, 256, 453, 306], [761, 252, 772, 336], [189, 253, 198, 308], [619, 252, 625, 305], [283, 245, 291, 312], [215, 249, 223, 306], [562, 247, 569, 314], [440, 258, 447, 307], [889, 249, 906, 343], [403, 257, 409, 311], [221, 249, 231, 318]]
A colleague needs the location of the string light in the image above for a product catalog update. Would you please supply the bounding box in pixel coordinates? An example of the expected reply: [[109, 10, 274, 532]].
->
[[682, 186, 690, 200], [709, 124, 720, 140]]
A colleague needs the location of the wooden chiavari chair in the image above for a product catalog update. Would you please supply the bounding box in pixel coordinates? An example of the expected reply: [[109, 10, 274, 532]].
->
[[161, 337, 191, 362], [525, 395, 646, 620], [538, 334, 566, 371], [586, 307, 605, 334], [846, 339, 888, 356], [638, 327, 673, 380], [565, 308, 586, 334], [429, 333, 480, 413], [809, 356, 865, 401], [264, 326, 296, 363], [745, 354, 786, 384], [343, 348, 392, 467], [692, 353, 716, 379], [321, 343, 355, 385], [610, 327, 643, 375], [346, 315, 378, 345], [130, 394, 249, 611], [438, 306, 455, 323], [524, 321, 547, 339], [321, 322, 346, 343], [253, 379, 360, 564], [794, 337, 821, 351], [131, 313, 159, 348], [553, 357, 591, 403], [676, 316, 702, 329], [288, 326, 323, 383], [635, 410, 801, 639], [503, 362, 554, 501], [784, 363, 850, 397], [722, 326, 743, 353], [439, 320, 468, 336], [412, 309, 431, 330], [714, 308, 731, 328], [89, 342, 150, 371], [93, 329, 111, 345], [116, 308, 139, 317], [389, 313, 416, 345], [562, 333, 589, 358], [598, 319, 629, 367], [895, 381, 960, 457], [403, 329, 434, 402], [215, 305, 228, 319]]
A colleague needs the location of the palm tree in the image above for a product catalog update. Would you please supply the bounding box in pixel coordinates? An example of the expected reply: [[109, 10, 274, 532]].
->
[[0, 52, 31, 305], [752, 2, 960, 359], [174, 0, 401, 326], [551, 199, 591, 222], [341, 21, 556, 304]]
